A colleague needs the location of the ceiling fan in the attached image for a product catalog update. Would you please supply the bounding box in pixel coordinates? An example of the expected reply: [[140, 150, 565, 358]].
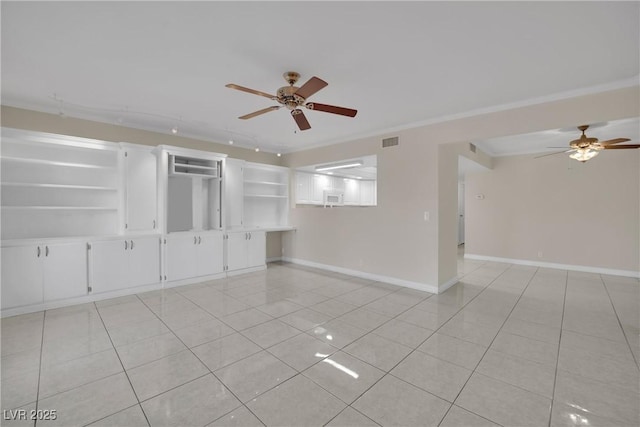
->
[[537, 125, 639, 162], [226, 71, 357, 131]]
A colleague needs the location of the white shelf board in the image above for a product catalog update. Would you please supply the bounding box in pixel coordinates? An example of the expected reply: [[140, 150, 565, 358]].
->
[[1, 182, 118, 191], [170, 171, 220, 179], [244, 194, 288, 199], [2, 206, 119, 211], [0, 156, 115, 169], [244, 180, 287, 186]]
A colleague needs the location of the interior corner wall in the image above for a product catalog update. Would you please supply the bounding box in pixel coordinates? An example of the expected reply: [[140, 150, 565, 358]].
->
[[464, 151, 640, 274], [437, 142, 494, 288]]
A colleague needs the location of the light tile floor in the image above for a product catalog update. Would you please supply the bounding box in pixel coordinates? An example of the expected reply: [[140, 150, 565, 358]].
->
[[1, 257, 638, 426]]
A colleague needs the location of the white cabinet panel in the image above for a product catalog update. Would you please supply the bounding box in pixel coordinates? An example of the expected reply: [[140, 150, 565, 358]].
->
[[226, 231, 265, 272], [128, 237, 160, 287], [224, 159, 244, 229], [360, 181, 376, 205], [90, 237, 159, 293], [125, 148, 157, 232], [1, 245, 43, 309], [165, 234, 197, 282], [43, 242, 87, 301], [343, 179, 361, 205], [226, 232, 248, 272], [198, 233, 224, 276], [312, 174, 329, 203], [295, 172, 312, 203], [90, 240, 129, 293], [247, 231, 266, 268]]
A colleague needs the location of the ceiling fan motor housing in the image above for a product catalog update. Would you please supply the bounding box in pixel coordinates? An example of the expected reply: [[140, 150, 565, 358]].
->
[[277, 85, 305, 110]]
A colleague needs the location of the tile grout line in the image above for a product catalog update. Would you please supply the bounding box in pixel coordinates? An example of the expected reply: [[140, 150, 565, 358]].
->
[[599, 274, 640, 371], [92, 301, 153, 427], [324, 264, 516, 426], [134, 293, 268, 427], [547, 269, 569, 427], [440, 266, 540, 426], [33, 311, 46, 427]]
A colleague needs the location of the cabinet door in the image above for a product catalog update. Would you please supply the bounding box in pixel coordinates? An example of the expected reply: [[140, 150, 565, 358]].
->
[[224, 159, 244, 229], [128, 237, 160, 287], [226, 232, 248, 271], [43, 242, 88, 301], [165, 234, 197, 281], [90, 240, 129, 293], [343, 179, 361, 205], [295, 172, 312, 203], [1, 245, 43, 309], [360, 181, 376, 205], [312, 174, 329, 204], [197, 233, 224, 276], [247, 231, 266, 268], [125, 148, 157, 232]]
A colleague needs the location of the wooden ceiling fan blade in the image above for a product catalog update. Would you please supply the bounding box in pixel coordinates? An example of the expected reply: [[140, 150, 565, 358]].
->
[[306, 102, 357, 117], [534, 150, 573, 159], [602, 144, 640, 149], [599, 138, 631, 146], [239, 106, 281, 120], [225, 84, 276, 100], [294, 77, 328, 99], [291, 109, 311, 131]]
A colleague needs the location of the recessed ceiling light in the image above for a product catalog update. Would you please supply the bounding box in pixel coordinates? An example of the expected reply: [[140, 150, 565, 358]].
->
[[228, 139, 234, 145], [255, 147, 260, 152], [327, 172, 333, 175], [171, 126, 178, 134], [277, 153, 281, 157]]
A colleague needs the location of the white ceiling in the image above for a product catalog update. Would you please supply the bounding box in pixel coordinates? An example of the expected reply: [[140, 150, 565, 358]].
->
[[474, 117, 640, 157], [2, 2, 638, 153]]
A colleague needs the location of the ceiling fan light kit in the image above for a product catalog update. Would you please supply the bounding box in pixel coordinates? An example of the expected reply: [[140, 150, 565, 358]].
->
[[226, 71, 358, 131], [536, 124, 637, 162]]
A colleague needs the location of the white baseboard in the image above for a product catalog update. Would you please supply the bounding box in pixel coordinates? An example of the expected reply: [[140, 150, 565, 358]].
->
[[266, 257, 283, 263], [225, 265, 266, 277], [281, 257, 443, 294], [1, 281, 164, 318], [439, 276, 460, 293], [464, 254, 640, 279]]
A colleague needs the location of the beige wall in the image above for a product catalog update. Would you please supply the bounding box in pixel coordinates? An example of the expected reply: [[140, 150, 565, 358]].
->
[[464, 151, 640, 273], [282, 86, 639, 289], [3, 86, 639, 284], [1, 106, 284, 258]]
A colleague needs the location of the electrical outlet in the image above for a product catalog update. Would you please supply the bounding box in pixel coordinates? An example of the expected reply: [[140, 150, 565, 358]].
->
[[423, 211, 430, 221], [537, 251, 543, 258]]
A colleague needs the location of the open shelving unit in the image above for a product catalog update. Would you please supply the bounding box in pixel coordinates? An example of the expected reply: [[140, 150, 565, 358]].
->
[[169, 155, 220, 178], [1, 129, 121, 239], [242, 163, 290, 228]]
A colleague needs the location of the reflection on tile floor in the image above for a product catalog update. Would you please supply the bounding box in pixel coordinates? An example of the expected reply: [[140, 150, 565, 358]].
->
[[1, 258, 639, 426]]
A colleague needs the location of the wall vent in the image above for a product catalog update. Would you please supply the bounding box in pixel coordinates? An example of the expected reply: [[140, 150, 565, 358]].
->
[[382, 137, 399, 148], [469, 143, 477, 153]]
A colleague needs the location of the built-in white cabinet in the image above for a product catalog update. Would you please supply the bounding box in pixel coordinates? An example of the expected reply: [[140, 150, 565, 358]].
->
[[224, 159, 245, 229], [123, 146, 157, 232], [1, 242, 88, 309], [1, 128, 120, 240], [224, 160, 289, 228], [165, 231, 224, 281], [225, 231, 266, 272], [295, 171, 376, 206], [89, 236, 160, 293]]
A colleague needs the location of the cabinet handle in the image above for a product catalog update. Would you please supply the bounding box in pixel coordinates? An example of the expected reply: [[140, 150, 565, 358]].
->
[[153, 220, 156, 229], [130, 240, 134, 250], [249, 233, 252, 240], [125, 240, 128, 250], [194, 236, 197, 245], [37, 246, 41, 257], [45, 246, 49, 257], [198, 236, 202, 244]]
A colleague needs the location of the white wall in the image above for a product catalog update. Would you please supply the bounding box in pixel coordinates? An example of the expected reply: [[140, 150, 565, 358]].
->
[[465, 151, 640, 274]]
